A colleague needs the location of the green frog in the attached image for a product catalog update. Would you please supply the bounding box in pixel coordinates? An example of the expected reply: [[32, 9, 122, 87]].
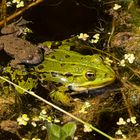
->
[[35, 42, 115, 105]]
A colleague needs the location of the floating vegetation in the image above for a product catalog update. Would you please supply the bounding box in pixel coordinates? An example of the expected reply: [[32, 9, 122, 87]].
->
[[1, 0, 140, 140]]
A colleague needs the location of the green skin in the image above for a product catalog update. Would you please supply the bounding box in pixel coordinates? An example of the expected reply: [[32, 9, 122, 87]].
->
[[35, 48, 115, 105]]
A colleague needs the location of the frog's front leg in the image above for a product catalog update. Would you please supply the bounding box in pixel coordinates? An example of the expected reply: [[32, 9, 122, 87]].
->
[[50, 86, 73, 106]]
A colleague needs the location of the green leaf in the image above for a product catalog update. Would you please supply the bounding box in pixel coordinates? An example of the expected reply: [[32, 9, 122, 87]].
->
[[46, 122, 77, 140], [46, 123, 61, 140], [61, 122, 77, 139]]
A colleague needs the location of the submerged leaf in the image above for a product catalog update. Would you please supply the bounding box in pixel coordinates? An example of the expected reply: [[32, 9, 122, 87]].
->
[[46, 122, 77, 140]]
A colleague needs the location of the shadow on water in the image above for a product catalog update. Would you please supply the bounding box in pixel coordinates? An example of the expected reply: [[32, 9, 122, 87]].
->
[[0, 50, 12, 66], [23, 0, 105, 42]]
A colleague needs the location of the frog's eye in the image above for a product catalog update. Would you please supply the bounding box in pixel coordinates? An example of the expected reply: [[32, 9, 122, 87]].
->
[[85, 72, 95, 80], [28, 55, 33, 60]]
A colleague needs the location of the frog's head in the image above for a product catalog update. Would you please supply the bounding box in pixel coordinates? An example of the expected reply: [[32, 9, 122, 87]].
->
[[65, 55, 115, 92], [35, 50, 115, 92], [67, 68, 115, 92], [19, 48, 43, 65], [66, 67, 115, 92]]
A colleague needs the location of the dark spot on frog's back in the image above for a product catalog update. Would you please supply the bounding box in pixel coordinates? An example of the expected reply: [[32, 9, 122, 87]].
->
[[37, 65, 44, 70], [43, 75, 47, 78], [51, 72, 57, 77], [51, 55, 56, 59], [65, 72, 73, 77], [61, 63, 65, 67], [28, 74, 37, 79], [71, 64, 76, 66], [65, 54, 70, 58]]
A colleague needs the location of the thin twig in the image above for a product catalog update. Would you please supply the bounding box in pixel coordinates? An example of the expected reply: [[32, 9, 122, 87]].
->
[[107, 17, 115, 51], [0, 0, 44, 26]]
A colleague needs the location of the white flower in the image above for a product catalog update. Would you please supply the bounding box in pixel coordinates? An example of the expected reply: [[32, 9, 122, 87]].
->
[[93, 33, 100, 40], [73, 137, 78, 140], [39, 109, 48, 121], [116, 117, 126, 125], [31, 122, 37, 127], [22, 114, 30, 121], [90, 33, 100, 43], [77, 33, 89, 41], [115, 129, 122, 135], [104, 57, 113, 66], [130, 116, 137, 124], [54, 118, 60, 123], [83, 124, 92, 132], [17, 114, 30, 126], [47, 116, 52, 122], [16, 1, 24, 8], [120, 59, 125, 67], [90, 39, 98, 43], [113, 4, 121, 10], [120, 53, 135, 66], [41, 126, 47, 130], [126, 118, 131, 123], [6, 1, 12, 7], [127, 116, 137, 124], [85, 101, 91, 108], [124, 53, 135, 64], [41, 109, 47, 115], [79, 102, 91, 114], [128, 55, 135, 63], [12, 0, 20, 3]]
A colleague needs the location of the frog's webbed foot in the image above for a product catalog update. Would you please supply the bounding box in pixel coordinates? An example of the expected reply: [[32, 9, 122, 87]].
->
[[14, 17, 32, 36], [15, 17, 32, 26], [50, 88, 73, 106]]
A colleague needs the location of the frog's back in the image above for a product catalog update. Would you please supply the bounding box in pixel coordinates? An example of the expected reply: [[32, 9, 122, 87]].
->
[[45, 49, 103, 65], [35, 48, 115, 85]]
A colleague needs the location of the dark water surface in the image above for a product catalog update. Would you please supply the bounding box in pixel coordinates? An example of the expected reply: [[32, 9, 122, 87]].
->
[[23, 0, 105, 41]]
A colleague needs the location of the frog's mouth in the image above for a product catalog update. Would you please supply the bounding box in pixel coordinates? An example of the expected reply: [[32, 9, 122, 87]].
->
[[67, 76, 115, 92]]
